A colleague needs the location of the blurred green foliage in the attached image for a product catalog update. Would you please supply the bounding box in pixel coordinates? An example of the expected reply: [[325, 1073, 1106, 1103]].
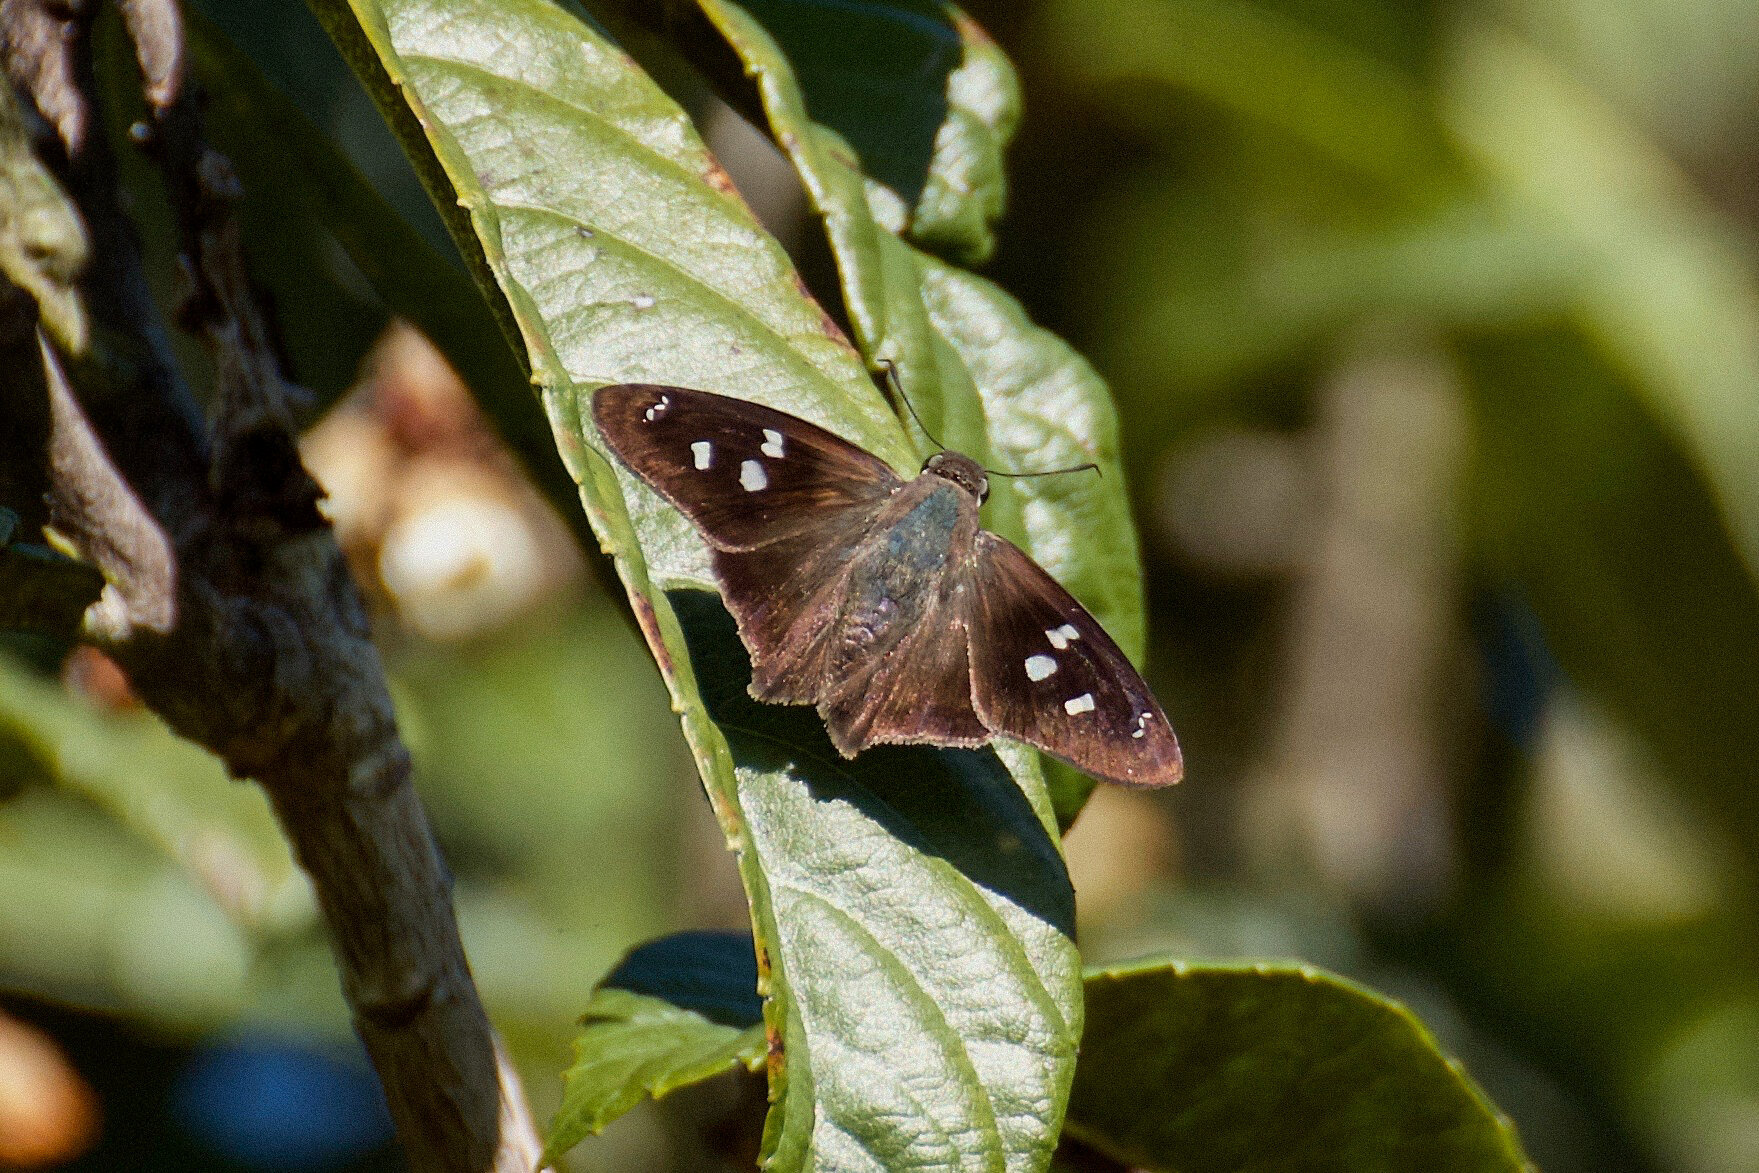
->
[[5, 0, 1759, 1170], [977, 2, 1759, 1171]]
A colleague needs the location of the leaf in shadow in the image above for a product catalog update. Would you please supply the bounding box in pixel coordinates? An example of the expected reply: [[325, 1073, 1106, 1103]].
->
[[1067, 959, 1535, 1173]]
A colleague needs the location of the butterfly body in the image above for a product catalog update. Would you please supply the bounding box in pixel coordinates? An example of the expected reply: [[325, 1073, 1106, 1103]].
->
[[594, 384, 1182, 788]]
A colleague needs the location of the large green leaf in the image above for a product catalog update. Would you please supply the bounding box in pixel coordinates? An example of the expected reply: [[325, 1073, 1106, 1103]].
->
[[709, 0, 1018, 264], [689, 0, 1147, 823], [550, 945, 1540, 1172], [1066, 958, 1535, 1173], [304, 0, 1082, 1167]]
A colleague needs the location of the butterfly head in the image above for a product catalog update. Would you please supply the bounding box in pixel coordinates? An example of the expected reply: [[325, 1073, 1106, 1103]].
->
[[922, 451, 990, 503]]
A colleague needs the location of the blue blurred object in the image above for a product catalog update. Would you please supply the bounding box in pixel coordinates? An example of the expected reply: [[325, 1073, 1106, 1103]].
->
[[1473, 592, 1562, 750], [172, 1037, 393, 1170]]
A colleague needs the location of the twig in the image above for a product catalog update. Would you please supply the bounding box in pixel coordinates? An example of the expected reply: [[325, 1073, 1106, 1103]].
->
[[1, 1, 542, 1167]]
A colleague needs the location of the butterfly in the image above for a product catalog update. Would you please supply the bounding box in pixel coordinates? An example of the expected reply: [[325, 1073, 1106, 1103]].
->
[[593, 384, 1182, 788]]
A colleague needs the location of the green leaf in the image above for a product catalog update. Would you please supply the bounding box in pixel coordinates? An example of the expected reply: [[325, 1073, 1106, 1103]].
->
[[600, 930, 766, 1026], [305, 0, 1082, 1167], [691, 1, 1147, 823], [1067, 958, 1535, 1173], [676, 591, 1081, 1171], [546, 933, 766, 1165], [710, 0, 1019, 263]]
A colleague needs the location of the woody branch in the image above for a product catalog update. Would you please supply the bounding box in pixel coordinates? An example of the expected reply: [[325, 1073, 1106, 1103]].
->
[[0, 0, 538, 1168]]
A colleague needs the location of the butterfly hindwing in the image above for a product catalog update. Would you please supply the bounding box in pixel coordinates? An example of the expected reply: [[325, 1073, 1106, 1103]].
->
[[593, 384, 902, 551], [967, 534, 1183, 788], [820, 579, 989, 753], [594, 383, 1183, 788], [714, 521, 869, 706]]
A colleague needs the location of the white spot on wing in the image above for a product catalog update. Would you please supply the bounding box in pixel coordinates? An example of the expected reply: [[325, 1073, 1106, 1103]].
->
[[643, 394, 671, 422], [1024, 653, 1058, 681], [740, 459, 768, 492], [691, 441, 713, 470], [1064, 692, 1096, 716], [761, 428, 785, 458], [1132, 712, 1151, 739], [1046, 623, 1081, 650]]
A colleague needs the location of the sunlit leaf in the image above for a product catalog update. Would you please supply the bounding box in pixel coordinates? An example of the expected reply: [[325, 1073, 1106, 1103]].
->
[[691, 0, 1148, 823], [304, 0, 1082, 1167], [707, 0, 1018, 263]]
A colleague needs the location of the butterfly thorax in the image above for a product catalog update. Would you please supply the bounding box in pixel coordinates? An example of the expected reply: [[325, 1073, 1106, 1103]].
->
[[835, 476, 978, 675], [921, 451, 989, 503], [816, 459, 985, 680], [882, 486, 957, 570]]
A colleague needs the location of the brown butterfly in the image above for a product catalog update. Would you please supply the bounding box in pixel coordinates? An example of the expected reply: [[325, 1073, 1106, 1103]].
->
[[593, 384, 1181, 787]]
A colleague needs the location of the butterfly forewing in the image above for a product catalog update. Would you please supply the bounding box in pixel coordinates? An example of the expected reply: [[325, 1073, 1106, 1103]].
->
[[593, 383, 1183, 789], [967, 534, 1182, 788], [593, 385, 902, 551]]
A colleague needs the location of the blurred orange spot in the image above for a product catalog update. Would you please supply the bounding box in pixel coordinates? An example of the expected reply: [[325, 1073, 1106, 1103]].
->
[[61, 646, 140, 712], [0, 1010, 100, 1167]]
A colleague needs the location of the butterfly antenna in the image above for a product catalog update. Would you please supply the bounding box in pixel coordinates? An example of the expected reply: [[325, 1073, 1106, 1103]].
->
[[879, 359, 948, 452], [878, 359, 1100, 480], [989, 461, 1102, 480]]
